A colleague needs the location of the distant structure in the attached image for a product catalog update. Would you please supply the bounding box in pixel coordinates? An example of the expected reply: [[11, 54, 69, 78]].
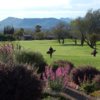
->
[[23, 35, 33, 40]]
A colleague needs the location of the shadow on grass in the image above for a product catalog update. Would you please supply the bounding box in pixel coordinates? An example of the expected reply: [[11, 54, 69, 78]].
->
[[59, 43, 100, 47], [60, 44, 82, 46], [63, 44, 80, 46]]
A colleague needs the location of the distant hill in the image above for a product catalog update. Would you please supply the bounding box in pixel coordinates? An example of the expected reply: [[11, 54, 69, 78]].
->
[[0, 17, 72, 30]]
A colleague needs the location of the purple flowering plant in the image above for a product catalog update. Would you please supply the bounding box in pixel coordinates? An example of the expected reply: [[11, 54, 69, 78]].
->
[[0, 43, 14, 64], [42, 60, 74, 92]]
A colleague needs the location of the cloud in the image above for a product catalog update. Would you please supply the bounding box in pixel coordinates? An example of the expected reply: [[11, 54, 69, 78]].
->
[[0, 0, 71, 10], [70, 0, 100, 10], [0, 0, 100, 20], [0, 0, 72, 20]]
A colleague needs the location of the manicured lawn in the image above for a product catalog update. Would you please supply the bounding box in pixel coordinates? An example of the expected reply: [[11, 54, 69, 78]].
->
[[15, 39, 100, 69]]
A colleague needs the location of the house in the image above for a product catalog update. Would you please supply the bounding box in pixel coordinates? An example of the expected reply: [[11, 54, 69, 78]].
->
[[23, 34, 33, 40]]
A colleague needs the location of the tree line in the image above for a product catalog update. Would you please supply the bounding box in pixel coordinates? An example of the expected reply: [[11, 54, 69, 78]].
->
[[0, 9, 100, 49]]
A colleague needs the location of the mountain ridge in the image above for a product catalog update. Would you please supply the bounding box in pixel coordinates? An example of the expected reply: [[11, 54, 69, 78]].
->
[[0, 17, 72, 30]]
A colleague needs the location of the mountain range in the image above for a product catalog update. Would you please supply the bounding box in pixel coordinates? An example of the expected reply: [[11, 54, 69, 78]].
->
[[0, 17, 72, 30]]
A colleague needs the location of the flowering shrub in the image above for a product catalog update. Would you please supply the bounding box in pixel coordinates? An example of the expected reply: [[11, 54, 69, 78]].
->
[[42, 60, 75, 91], [93, 74, 100, 84], [71, 66, 100, 94], [0, 42, 47, 74], [79, 75, 100, 94], [0, 43, 14, 65], [52, 60, 74, 74], [93, 75, 100, 90], [71, 66, 99, 85], [52, 60, 74, 68]]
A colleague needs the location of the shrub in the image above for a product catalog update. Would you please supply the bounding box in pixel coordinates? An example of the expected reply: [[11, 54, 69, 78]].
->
[[49, 77, 65, 92], [80, 77, 100, 94], [52, 60, 74, 74], [15, 50, 47, 73], [93, 75, 100, 90], [0, 64, 44, 100], [93, 74, 100, 84], [71, 66, 99, 85], [90, 90, 100, 97], [0, 34, 15, 41], [52, 63, 59, 72], [71, 66, 100, 94], [0, 43, 14, 65], [41, 61, 74, 91], [79, 82, 96, 94]]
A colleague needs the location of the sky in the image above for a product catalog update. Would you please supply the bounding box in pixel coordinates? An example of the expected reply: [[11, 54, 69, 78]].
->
[[0, 0, 100, 21]]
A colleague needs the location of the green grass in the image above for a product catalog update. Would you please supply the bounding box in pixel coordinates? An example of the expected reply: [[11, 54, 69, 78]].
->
[[14, 39, 100, 69]]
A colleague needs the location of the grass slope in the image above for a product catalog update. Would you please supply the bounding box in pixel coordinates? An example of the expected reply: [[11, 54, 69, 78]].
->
[[16, 39, 100, 69]]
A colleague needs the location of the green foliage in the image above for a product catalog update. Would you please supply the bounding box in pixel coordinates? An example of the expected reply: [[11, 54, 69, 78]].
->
[[15, 50, 46, 73], [14, 28, 24, 40], [35, 25, 42, 32], [71, 9, 100, 48], [0, 34, 15, 41], [4, 25, 14, 35], [80, 79, 100, 94], [90, 90, 100, 97], [89, 33, 98, 47], [34, 32, 45, 40], [53, 22, 69, 44], [79, 82, 96, 94], [73, 66, 100, 94], [49, 77, 64, 92], [52, 63, 59, 72]]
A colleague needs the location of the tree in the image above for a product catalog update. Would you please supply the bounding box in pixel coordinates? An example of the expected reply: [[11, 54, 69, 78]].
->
[[85, 9, 100, 34], [70, 20, 82, 45], [35, 25, 41, 33], [15, 28, 24, 40], [53, 22, 69, 44], [84, 9, 100, 48], [4, 26, 14, 35], [71, 18, 86, 46], [71, 9, 100, 48], [34, 32, 45, 40]]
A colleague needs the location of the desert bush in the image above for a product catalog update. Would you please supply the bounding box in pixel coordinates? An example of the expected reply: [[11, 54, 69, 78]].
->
[[15, 50, 47, 73], [71, 66, 99, 85], [0, 64, 44, 100]]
